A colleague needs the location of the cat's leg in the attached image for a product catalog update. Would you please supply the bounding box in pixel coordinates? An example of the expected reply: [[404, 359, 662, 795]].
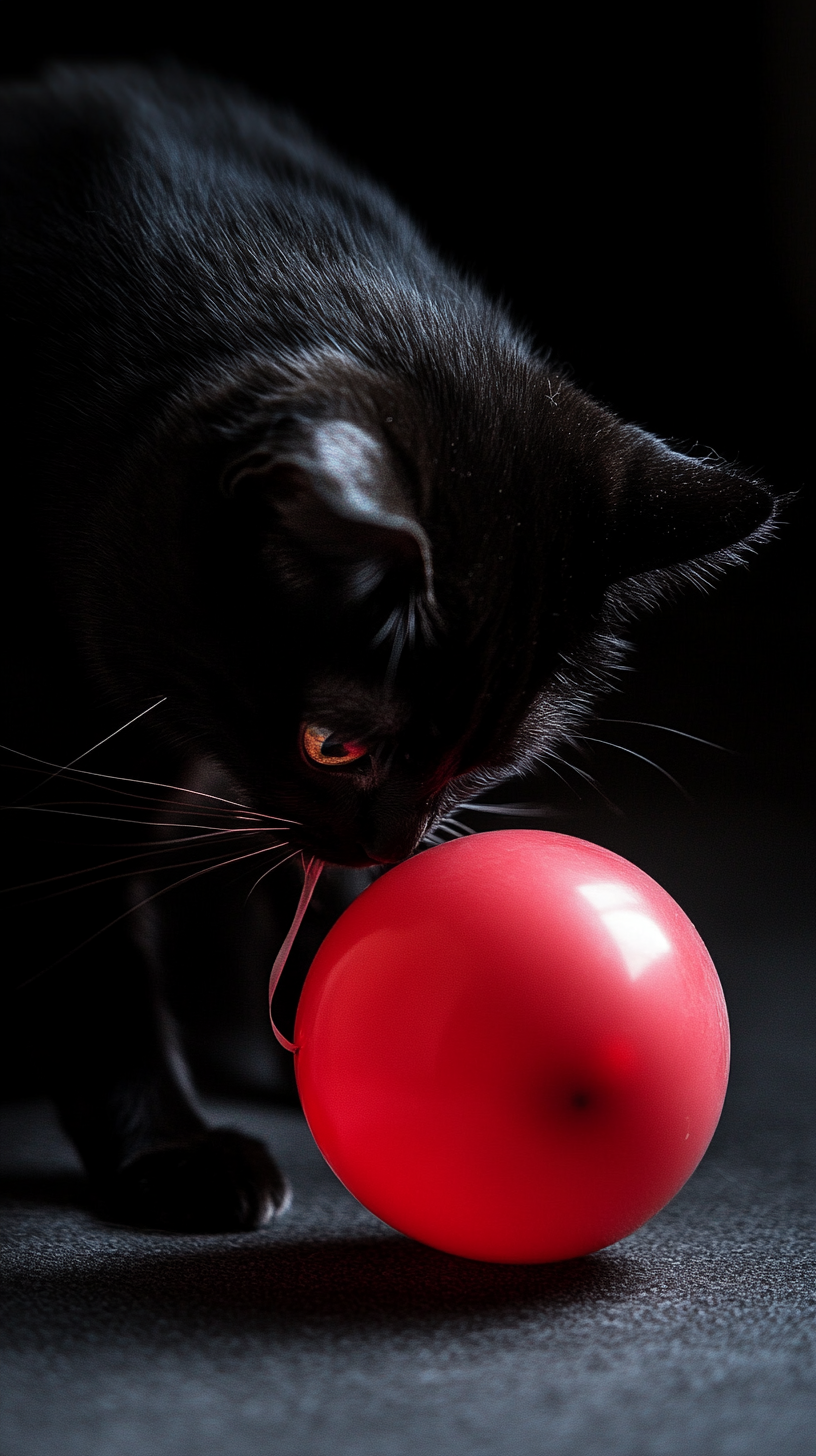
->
[[20, 736, 374, 1230], [84, 862, 376, 1227], [42, 881, 289, 1232]]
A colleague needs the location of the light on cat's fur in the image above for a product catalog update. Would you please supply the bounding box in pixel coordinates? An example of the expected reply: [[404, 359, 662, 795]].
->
[[291, 831, 729, 1263]]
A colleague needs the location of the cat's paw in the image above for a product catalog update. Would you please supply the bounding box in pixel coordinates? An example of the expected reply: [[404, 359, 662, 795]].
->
[[105, 1128, 290, 1232]]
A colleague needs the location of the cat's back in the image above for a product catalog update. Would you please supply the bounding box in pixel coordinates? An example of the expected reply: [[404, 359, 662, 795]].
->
[[0, 63, 388, 225], [0, 64, 434, 373], [0, 61, 466, 500]]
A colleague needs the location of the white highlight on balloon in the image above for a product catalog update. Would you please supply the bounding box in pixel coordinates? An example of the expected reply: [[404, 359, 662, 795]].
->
[[578, 882, 672, 980], [577, 882, 638, 911]]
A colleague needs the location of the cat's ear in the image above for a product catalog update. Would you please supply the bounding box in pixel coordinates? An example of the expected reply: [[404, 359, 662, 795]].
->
[[222, 418, 432, 596], [606, 428, 774, 582]]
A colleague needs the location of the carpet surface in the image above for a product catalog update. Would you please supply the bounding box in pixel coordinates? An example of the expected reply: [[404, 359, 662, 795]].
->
[[1, 805, 814, 1456]]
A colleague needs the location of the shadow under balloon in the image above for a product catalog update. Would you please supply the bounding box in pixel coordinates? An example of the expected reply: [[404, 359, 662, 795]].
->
[[0, 1171, 636, 1327], [109, 1236, 635, 1323]]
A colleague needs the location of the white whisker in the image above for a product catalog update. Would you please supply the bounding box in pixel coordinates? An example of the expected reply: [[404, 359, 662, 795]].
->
[[442, 816, 478, 836], [580, 735, 691, 799], [26, 698, 167, 796], [243, 847, 299, 906], [458, 801, 556, 818], [544, 752, 598, 791], [536, 757, 576, 793], [596, 718, 733, 753], [2, 761, 257, 820], [424, 813, 478, 844], [0, 827, 275, 896], [544, 750, 624, 814], [2, 804, 270, 834], [14, 791, 248, 819], [16, 841, 286, 989], [1, 741, 296, 822], [34, 842, 287, 904]]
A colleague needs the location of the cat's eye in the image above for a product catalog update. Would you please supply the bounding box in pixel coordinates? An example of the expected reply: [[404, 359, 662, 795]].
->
[[301, 723, 369, 767]]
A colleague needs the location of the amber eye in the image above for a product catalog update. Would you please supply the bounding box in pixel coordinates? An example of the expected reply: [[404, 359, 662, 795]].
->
[[301, 723, 370, 767]]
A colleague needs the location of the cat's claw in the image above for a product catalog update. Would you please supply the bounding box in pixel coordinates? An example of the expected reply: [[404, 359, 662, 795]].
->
[[104, 1128, 290, 1232]]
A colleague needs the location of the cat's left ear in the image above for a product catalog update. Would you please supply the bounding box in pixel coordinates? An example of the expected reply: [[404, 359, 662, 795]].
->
[[222, 418, 432, 595], [606, 428, 774, 582]]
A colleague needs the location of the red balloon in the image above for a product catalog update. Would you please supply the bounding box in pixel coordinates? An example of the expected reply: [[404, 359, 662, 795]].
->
[[293, 831, 729, 1263]]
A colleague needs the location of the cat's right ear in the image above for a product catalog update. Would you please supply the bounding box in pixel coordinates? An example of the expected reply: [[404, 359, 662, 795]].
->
[[221, 417, 432, 599], [605, 427, 775, 582]]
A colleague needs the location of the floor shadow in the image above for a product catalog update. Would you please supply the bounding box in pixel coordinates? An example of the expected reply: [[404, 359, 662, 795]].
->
[[201, 1235, 635, 1319], [1, 1222, 636, 1326]]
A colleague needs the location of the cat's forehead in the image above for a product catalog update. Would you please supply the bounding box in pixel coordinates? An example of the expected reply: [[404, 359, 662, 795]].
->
[[272, 346, 585, 473], [303, 673, 411, 739]]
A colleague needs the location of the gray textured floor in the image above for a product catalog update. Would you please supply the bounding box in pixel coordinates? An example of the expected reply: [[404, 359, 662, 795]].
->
[[1, 806, 815, 1455]]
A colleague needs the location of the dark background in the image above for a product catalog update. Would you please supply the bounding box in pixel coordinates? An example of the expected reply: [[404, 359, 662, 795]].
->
[[2, 17, 814, 1453], [4, 2, 813, 814]]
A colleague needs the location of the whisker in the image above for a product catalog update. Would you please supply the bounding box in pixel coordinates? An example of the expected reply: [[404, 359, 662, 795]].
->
[[427, 815, 477, 843], [580, 736, 692, 800], [89, 774, 292, 820], [12, 788, 231, 813], [21, 698, 167, 799], [419, 821, 446, 847], [1, 742, 296, 821], [11, 792, 269, 827], [2, 803, 277, 834], [15, 841, 286, 989], [243, 848, 300, 906], [441, 816, 478, 837], [547, 753, 597, 791], [2, 762, 262, 823], [545, 750, 624, 815], [28, 777, 265, 821], [30, 842, 288, 904], [0, 827, 275, 896], [457, 801, 557, 818], [425, 790, 563, 846], [534, 754, 581, 796], [596, 718, 734, 753]]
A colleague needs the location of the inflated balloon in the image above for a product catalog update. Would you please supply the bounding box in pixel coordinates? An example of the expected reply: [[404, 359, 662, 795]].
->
[[280, 831, 729, 1263]]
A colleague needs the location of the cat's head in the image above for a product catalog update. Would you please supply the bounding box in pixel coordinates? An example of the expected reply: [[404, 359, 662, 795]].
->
[[87, 348, 774, 866]]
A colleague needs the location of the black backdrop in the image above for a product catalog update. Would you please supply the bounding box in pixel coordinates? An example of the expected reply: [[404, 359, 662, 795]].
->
[[3, 29, 814, 1450], [4, 4, 814, 807]]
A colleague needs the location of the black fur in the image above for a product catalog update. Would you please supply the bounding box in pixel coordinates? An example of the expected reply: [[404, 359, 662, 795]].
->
[[0, 65, 774, 1230]]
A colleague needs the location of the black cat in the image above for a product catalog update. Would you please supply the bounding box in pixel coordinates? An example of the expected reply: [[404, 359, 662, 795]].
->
[[0, 64, 774, 1231]]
